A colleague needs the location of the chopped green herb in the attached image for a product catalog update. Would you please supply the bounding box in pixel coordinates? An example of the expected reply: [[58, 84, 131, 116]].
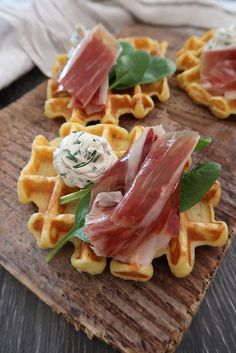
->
[[73, 150, 97, 169], [66, 151, 78, 163], [93, 153, 101, 163]]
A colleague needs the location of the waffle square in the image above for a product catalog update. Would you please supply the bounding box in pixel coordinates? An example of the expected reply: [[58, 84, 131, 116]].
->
[[18, 123, 228, 281], [176, 30, 236, 119], [44, 36, 170, 126]]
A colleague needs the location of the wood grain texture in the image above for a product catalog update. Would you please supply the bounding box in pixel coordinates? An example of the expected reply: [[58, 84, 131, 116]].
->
[[1, 241, 235, 353], [0, 25, 236, 353]]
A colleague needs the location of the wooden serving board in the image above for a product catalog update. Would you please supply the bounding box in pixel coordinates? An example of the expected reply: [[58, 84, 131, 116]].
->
[[0, 25, 235, 353]]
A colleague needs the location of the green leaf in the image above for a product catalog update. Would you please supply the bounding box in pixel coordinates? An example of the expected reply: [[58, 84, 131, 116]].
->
[[109, 39, 176, 90], [45, 188, 91, 262], [139, 57, 176, 85], [180, 162, 221, 213], [109, 41, 134, 84], [110, 51, 150, 89], [194, 137, 212, 152], [118, 41, 134, 56], [73, 227, 90, 243], [70, 188, 91, 231], [60, 185, 92, 205]]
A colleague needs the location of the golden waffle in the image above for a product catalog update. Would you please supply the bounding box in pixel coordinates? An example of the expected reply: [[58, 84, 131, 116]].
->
[[17, 123, 143, 275], [110, 181, 228, 280], [156, 181, 228, 277], [176, 30, 236, 119], [18, 124, 228, 281], [110, 261, 154, 282], [44, 36, 170, 126]]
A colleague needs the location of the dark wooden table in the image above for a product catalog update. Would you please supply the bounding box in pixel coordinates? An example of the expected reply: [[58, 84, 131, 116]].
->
[[0, 68, 235, 353]]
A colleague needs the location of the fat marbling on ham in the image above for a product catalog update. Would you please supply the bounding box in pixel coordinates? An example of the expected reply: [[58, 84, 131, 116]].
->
[[84, 127, 199, 267], [58, 24, 120, 112]]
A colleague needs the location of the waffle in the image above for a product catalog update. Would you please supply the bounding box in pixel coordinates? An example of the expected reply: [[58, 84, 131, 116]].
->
[[110, 181, 228, 280], [176, 30, 236, 119], [18, 122, 228, 281], [17, 123, 144, 275], [44, 36, 170, 126], [155, 181, 228, 277]]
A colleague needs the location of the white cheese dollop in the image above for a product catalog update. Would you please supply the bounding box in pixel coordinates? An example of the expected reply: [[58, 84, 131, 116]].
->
[[205, 25, 236, 50], [53, 131, 118, 188]]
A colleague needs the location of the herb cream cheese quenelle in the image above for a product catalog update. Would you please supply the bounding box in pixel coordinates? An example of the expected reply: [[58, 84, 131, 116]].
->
[[53, 132, 118, 188], [205, 25, 236, 50]]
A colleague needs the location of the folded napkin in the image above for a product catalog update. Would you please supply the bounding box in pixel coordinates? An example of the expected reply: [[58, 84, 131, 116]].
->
[[0, 0, 236, 90]]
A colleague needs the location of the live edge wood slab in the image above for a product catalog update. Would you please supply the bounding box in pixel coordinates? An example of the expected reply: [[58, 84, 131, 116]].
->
[[0, 25, 235, 353]]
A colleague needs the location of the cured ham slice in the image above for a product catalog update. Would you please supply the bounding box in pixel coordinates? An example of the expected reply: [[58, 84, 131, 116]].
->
[[68, 78, 108, 114], [58, 24, 119, 109], [84, 78, 108, 115], [85, 129, 199, 266], [201, 47, 236, 97], [90, 125, 165, 204]]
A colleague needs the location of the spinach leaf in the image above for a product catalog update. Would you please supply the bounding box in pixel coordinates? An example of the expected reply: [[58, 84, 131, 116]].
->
[[180, 162, 221, 213], [45, 188, 91, 262], [194, 137, 212, 152], [139, 56, 176, 85], [109, 41, 134, 84], [109, 51, 150, 90], [119, 41, 134, 56], [109, 40, 176, 90]]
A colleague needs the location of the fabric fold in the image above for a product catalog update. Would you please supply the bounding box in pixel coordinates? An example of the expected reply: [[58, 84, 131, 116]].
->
[[0, 0, 236, 89]]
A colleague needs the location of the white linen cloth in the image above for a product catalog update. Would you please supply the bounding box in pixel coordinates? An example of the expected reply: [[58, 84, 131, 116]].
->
[[0, 0, 236, 89]]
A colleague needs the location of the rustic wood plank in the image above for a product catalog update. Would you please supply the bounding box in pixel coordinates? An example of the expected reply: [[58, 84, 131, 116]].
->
[[0, 25, 235, 353], [1, 241, 236, 353]]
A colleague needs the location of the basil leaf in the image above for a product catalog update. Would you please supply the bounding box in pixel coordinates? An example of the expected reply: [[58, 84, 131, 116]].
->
[[45, 188, 91, 262], [194, 137, 212, 152], [110, 51, 150, 89], [180, 162, 221, 213], [139, 57, 176, 85]]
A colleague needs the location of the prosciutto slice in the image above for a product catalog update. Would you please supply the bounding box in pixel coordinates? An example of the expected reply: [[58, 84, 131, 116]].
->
[[68, 78, 108, 114], [58, 24, 119, 109], [85, 129, 199, 266], [90, 125, 165, 204], [84, 78, 108, 115], [201, 47, 236, 97]]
